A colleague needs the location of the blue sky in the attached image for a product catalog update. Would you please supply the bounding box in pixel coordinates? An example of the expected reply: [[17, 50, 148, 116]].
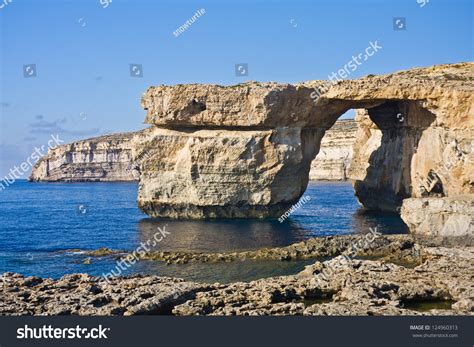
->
[[0, 0, 472, 177]]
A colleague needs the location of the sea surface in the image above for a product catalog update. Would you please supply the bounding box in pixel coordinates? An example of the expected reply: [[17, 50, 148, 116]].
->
[[0, 180, 408, 283]]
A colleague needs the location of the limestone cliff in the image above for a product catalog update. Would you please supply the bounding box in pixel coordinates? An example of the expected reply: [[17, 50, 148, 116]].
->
[[29, 132, 139, 182], [309, 119, 357, 180]]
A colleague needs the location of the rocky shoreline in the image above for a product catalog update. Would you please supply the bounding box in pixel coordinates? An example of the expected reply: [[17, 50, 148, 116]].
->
[[2, 234, 472, 316]]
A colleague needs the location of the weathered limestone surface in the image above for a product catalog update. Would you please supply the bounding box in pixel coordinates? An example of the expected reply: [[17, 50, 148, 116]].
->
[[142, 82, 319, 128], [132, 126, 322, 218], [309, 119, 357, 180], [401, 196, 474, 237], [174, 246, 474, 316], [0, 273, 209, 316], [29, 132, 139, 182], [2, 236, 473, 316], [348, 103, 473, 212], [139, 82, 328, 218], [338, 64, 474, 212]]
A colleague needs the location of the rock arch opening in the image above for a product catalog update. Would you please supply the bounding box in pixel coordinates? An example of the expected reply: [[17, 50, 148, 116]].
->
[[312, 99, 437, 213]]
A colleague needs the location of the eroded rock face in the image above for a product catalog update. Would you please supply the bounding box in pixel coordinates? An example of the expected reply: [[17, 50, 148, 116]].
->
[[138, 82, 332, 218], [401, 196, 474, 237], [335, 64, 474, 212], [132, 127, 322, 218], [348, 102, 473, 212], [142, 83, 321, 128], [29, 132, 139, 182], [0, 273, 209, 316]]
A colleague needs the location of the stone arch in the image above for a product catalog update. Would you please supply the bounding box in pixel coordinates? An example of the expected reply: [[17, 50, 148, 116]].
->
[[135, 63, 473, 222]]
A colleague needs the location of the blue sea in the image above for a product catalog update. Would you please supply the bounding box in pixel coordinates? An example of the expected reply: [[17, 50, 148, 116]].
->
[[0, 180, 408, 283]]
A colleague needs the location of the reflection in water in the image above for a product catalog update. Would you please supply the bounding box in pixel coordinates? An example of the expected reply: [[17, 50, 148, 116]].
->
[[138, 219, 308, 253], [137, 182, 408, 253], [132, 258, 316, 283], [350, 209, 409, 235]]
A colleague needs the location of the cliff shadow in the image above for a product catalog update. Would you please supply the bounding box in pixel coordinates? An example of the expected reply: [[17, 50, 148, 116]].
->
[[351, 100, 437, 212], [136, 218, 311, 253]]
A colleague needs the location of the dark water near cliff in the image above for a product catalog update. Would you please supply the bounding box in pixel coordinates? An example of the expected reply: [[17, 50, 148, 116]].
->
[[0, 180, 408, 283]]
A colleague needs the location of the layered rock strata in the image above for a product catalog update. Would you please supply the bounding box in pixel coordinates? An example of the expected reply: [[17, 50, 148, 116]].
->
[[132, 126, 322, 218], [29, 132, 139, 182], [137, 83, 327, 218], [309, 119, 357, 180]]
